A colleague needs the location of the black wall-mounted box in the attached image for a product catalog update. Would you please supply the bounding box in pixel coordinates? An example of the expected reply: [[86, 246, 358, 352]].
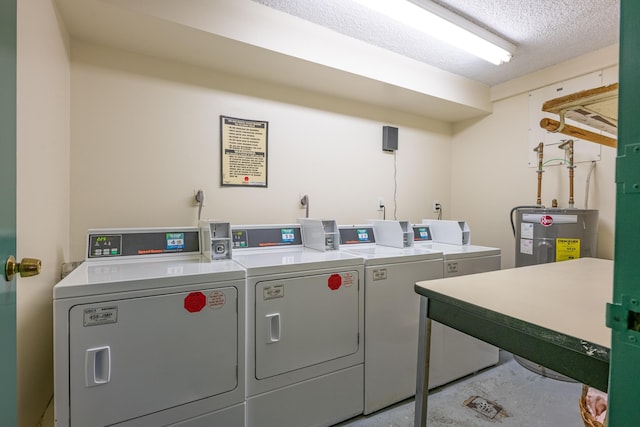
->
[[382, 126, 398, 152]]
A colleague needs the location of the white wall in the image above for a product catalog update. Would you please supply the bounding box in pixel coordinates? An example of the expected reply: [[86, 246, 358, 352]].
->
[[16, 0, 70, 426], [68, 41, 453, 260], [450, 61, 618, 269]]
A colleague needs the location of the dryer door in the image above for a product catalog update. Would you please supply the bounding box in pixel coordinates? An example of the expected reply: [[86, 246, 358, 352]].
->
[[255, 270, 359, 379], [68, 285, 238, 426]]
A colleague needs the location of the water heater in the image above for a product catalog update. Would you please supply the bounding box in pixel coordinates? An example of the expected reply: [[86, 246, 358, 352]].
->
[[514, 208, 598, 267]]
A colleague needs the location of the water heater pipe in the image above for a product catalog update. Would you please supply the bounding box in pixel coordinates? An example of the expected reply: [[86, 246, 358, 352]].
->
[[559, 140, 575, 208], [533, 142, 544, 205]]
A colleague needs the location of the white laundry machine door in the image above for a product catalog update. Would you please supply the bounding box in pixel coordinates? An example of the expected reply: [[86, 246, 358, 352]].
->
[[68, 286, 238, 426], [255, 271, 360, 379]]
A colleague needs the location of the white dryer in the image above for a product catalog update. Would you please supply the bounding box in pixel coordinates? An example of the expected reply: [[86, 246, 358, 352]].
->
[[415, 222, 501, 277], [54, 227, 246, 427], [338, 225, 443, 414], [231, 224, 365, 427], [412, 223, 501, 387]]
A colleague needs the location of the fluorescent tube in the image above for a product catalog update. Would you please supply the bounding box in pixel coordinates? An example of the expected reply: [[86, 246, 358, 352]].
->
[[352, 0, 515, 65]]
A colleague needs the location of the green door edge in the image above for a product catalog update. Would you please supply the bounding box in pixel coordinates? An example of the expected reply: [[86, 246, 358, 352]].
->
[[608, 1, 640, 425], [0, 0, 17, 425]]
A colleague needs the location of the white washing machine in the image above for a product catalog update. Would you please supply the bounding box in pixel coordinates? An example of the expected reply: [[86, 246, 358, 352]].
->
[[338, 224, 443, 414], [416, 221, 501, 277], [412, 223, 501, 387], [54, 227, 246, 427], [230, 223, 365, 427]]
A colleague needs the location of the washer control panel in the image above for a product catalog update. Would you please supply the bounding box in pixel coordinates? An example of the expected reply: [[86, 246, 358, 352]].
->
[[87, 228, 200, 259]]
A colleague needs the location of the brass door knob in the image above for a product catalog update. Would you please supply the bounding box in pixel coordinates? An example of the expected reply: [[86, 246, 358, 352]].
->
[[4, 256, 42, 282]]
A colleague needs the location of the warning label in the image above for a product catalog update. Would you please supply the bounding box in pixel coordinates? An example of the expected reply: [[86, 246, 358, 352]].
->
[[520, 238, 533, 255], [208, 290, 226, 309], [342, 272, 355, 287], [556, 238, 580, 262], [520, 223, 534, 239]]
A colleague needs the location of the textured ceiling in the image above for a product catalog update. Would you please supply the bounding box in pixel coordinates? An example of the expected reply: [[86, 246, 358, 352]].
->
[[250, 0, 619, 86]]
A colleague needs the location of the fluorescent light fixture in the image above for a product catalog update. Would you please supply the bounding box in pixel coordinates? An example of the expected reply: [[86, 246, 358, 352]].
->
[[351, 0, 515, 65]]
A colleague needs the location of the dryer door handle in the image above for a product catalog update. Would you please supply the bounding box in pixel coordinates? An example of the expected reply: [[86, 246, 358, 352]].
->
[[85, 346, 111, 387], [266, 313, 281, 343]]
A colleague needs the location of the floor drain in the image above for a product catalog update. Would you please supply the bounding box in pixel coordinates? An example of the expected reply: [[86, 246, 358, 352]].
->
[[464, 396, 505, 420]]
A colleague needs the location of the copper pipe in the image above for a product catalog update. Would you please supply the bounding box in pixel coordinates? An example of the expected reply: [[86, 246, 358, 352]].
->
[[559, 140, 575, 208], [568, 141, 575, 207], [534, 142, 544, 205]]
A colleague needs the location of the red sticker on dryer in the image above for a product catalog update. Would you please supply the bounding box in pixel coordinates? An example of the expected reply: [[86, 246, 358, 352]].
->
[[328, 274, 342, 290], [184, 292, 206, 313]]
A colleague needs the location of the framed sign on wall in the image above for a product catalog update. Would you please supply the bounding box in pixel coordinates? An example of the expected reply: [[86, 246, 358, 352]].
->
[[220, 115, 268, 187]]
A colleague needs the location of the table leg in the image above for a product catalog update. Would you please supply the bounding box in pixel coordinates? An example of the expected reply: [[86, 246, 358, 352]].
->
[[414, 296, 431, 427]]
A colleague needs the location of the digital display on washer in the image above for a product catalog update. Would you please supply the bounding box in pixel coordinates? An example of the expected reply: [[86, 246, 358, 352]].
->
[[339, 227, 375, 245], [166, 233, 185, 250], [413, 226, 432, 242], [232, 227, 303, 249], [88, 231, 199, 258], [281, 228, 295, 242], [88, 235, 123, 258]]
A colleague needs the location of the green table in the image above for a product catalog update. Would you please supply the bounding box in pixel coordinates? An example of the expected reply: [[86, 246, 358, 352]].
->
[[413, 257, 612, 426]]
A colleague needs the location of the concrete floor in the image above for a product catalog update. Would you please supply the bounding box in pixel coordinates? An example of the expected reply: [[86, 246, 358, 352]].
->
[[334, 351, 585, 427]]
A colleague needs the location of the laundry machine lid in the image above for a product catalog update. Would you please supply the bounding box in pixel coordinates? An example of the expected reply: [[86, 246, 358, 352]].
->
[[233, 248, 363, 276], [341, 245, 442, 265], [54, 257, 246, 299], [415, 242, 500, 260]]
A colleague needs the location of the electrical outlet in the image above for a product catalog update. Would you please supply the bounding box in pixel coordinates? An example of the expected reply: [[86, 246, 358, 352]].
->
[[432, 200, 440, 213], [377, 198, 385, 211]]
